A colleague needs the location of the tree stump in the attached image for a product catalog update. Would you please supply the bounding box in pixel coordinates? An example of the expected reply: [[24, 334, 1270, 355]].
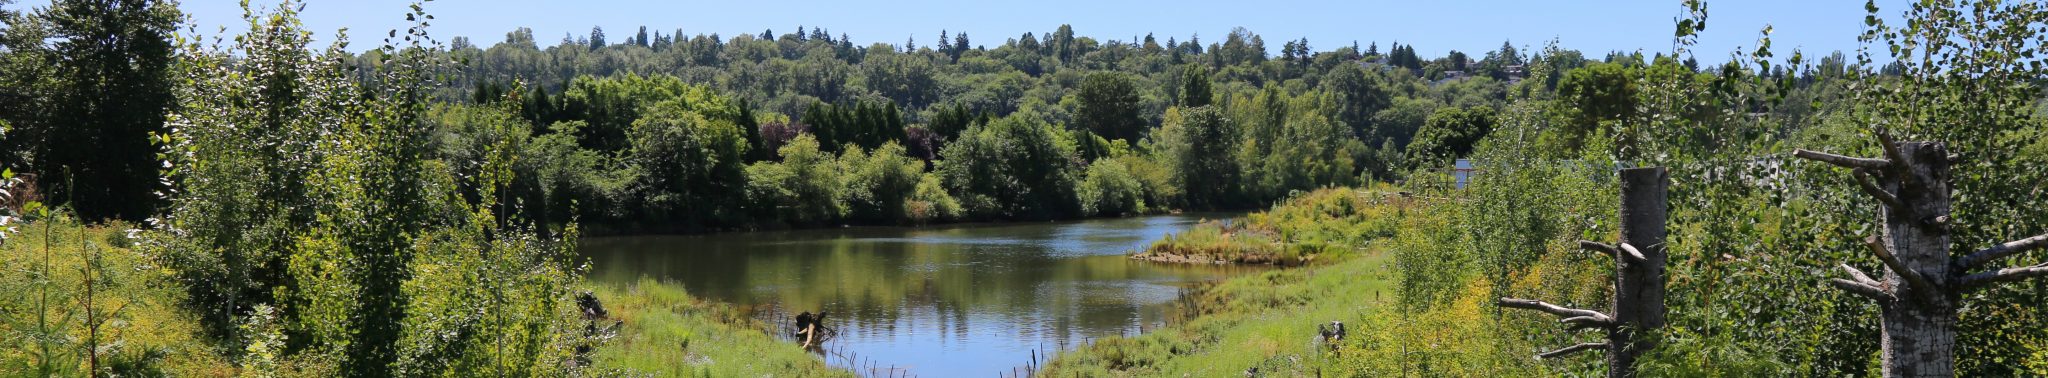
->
[[1498, 166, 1667, 378], [1795, 135, 2048, 377]]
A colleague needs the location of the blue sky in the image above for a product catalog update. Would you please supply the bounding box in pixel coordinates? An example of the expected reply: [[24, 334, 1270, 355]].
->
[[16, 0, 1905, 62]]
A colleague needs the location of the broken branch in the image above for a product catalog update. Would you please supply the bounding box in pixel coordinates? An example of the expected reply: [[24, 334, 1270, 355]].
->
[[1558, 315, 1616, 329], [1956, 233, 2048, 269], [1792, 149, 1890, 170], [1619, 243, 1651, 264], [1959, 263, 2048, 291], [1875, 129, 1906, 168], [1866, 235, 1938, 297], [1839, 263, 1879, 286], [1537, 342, 1608, 359], [1578, 240, 1618, 257], [1497, 298, 1610, 320], [1831, 261, 1890, 301], [1871, 128, 1925, 191], [1829, 278, 1891, 302], [1852, 168, 1904, 211]]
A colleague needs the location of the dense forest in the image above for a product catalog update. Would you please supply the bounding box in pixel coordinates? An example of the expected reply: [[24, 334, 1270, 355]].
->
[[1, 0, 2046, 376]]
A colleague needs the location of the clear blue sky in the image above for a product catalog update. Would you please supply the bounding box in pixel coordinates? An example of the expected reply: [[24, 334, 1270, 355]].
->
[[16, 0, 1906, 62]]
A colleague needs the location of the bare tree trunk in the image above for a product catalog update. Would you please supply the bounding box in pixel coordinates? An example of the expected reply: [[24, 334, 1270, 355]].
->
[[1874, 142, 1956, 377], [1609, 167, 1667, 378], [1798, 137, 2048, 377], [1498, 167, 1667, 378]]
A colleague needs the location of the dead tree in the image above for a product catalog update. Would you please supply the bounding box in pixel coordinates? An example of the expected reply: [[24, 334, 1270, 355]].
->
[[1793, 134, 2048, 377], [1497, 167, 1667, 378]]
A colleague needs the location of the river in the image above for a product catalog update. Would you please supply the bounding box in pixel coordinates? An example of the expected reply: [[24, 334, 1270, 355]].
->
[[578, 214, 1256, 377]]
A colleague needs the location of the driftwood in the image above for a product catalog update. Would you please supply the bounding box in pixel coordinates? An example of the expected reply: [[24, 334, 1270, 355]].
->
[[1317, 321, 1346, 350], [1793, 131, 2048, 377], [1498, 167, 1667, 378], [793, 311, 834, 348], [571, 291, 620, 367]]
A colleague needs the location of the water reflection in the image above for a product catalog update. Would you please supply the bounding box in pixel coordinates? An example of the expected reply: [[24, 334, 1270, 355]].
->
[[580, 214, 1256, 376]]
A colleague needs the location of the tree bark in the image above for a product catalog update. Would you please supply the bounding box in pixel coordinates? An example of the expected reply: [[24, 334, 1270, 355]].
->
[[1874, 142, 1957, 378], [1608, 167, 1667, 378]]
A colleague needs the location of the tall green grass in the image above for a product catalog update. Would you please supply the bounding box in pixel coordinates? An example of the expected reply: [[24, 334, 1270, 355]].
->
[[583, 278, 854, 377], [1133, 185, 1414, 266], [1056, 185, 1600, 376]]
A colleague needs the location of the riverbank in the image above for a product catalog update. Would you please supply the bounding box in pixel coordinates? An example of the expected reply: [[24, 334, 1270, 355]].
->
[[0, 217, 851, 376], [1128, 186, 1412, 266], [582, 278, 853, 377], [1048, 186, 1572, 376]]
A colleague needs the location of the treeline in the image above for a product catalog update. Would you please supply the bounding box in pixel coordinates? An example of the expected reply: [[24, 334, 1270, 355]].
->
[[417, 20, 1867, 232], [400, 20, 1711, 231], [8, 0, 1865, 232]]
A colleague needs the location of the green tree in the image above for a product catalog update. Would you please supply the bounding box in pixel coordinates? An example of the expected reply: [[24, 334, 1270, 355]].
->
[[936, 114, 1081, 219], [1074, 72, 1145, 142], [625, 98, 751, 225], [1156, 106, 1238, 209], [745, 134, 841, 225], [1406, 105, 1497, 168], [1555, 62, 1638, 153], [1178, 64, 1213, 107], [839, 142, 923, 223], [18, 0, 181, 222], [1077, 158, 1145, 216], [157, 2, 583, 375], [1324, 64, 1391, 139]]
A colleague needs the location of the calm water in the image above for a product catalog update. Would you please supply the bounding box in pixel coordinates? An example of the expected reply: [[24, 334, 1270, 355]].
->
[[579, 214, 1256, 377]]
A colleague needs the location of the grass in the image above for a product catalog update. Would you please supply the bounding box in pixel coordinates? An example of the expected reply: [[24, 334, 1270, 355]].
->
[[0, 218, 233, 376], [1045, 245, 1403, 376], [1131, 186, 1416, 266], [1053, 186, 1579, 376], [0, 216, 851, 377], [582, 277, 855, 377]]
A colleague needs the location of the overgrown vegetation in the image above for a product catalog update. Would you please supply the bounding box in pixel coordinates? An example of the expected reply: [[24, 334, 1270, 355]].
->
[[1056, 1, 2048, 376], [0, 0, 2044, 375]]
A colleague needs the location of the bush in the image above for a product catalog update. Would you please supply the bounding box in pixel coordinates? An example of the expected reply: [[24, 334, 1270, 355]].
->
[[904, 173, 962, 224], [838, 141, 923, 223], [743, 134, 841, 226], [1077, 159, 1146, 216]]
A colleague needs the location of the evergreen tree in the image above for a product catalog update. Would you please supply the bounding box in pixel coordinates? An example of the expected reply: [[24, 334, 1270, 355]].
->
[[589, 26, 606, 49], [29, 0, 182, 222], [1178, 64, 1213, 107]]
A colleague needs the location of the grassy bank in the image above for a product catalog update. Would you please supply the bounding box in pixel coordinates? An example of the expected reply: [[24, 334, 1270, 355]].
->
[[1051, 187, 1603, 376], [582, 278, 854, 377], [0, 217, 847, 376], [1047, 249, 1400, 376], [1130, 186, 1412, 266]]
